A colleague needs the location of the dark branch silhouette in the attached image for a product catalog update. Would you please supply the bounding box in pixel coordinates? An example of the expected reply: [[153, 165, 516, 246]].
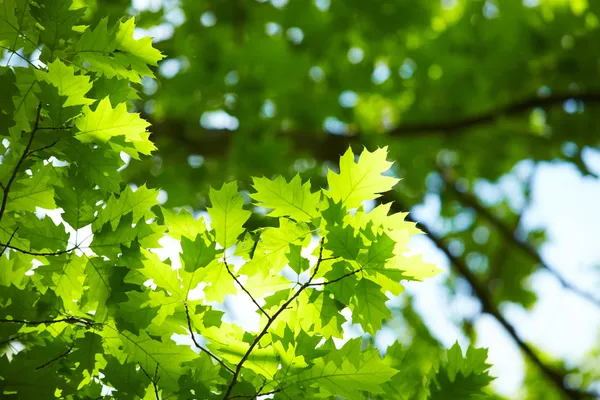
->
[[0, 227, 18, 257], [147, 91, 600, 163], [391, 197, 596, 400], [0, 316, 98, 329], [0, 243, 77, 257], [223, 258, 271, 319], [183, 302, 234, 374], [139, 363, 160, 400], [222, 239, 325, 399], [0, 104, 42, 224], [35, 344, 74, 370], [439, 169, 600, 308]]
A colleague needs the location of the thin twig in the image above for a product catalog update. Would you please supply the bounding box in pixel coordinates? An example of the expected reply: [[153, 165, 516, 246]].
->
[[0, 333, 26, 347], [399, 203, 595, 400], [0, 45, 38, 68], [35, 344, 73, 370], [0, 103, 42, 224], [229, 389, 282, 399], [0, 243, 77, 257], [139, 363, 160, 400], [0, 316, 97, 328], [183, 302, 234, 374], [0, 227, 18, 257], [307, 269, 360, 286], [439, 169, 600, 308], [148, 92, 600, 163], [27, 139, 61, 156], [222, 239, 325, 399], [223, 258, 270, 319]]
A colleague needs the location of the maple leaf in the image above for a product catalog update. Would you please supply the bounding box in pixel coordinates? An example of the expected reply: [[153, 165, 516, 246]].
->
[[92, 184, 158, 231], [349, 278, 391, 334], [74, 97, 155, 157], [34, 59, 93, 107], [207, 181, 251, 249], [251, 174, 320, 222], [327, 147, 399, 209]]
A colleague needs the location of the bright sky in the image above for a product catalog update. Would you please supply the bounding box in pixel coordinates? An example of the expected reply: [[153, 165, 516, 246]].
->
[[409, 147, 600, 396]]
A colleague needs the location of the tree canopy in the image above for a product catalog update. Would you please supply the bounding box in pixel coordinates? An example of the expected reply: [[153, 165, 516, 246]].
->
[[1, 0, 599, 399]]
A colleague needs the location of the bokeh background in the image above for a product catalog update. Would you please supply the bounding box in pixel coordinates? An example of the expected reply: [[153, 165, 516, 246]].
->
[[80, 0, 600, 397]]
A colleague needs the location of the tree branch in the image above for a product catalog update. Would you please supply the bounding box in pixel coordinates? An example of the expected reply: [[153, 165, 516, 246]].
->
[[0, 316, 97, 329], [139, 363, 160, 400], [395, 199, 595, 400], [223, 258, 271, 320], [35, 344, 73, 370], [0, 103, 42, 224], [0, 227, 18, 257], [0, 243, 77, 257], [183, 302, 234, 374], [307, 269, 360, 286], [229, 389, 282, 399], [147, 91, 600, 163], [222, 239, 325, 399], [439, 169, 600, 308]]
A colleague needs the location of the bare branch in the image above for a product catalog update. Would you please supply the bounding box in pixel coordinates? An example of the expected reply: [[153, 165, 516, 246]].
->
[[148, 92, 600, 163], [0, 227, 19, 257], [229, 389, 282, 399], [0, 243, 77, 257], [223, 258, 271, 320], [307, 269, 360, 287], [183, 302, 234, 374], [439, 169, 600, 308], [222, 239, 325, 399], [0, 103, 43, 224], [139, 363, 160, 400], [35, 344, 73, 370], [27, 139, 61, 156], [0, 316, 98, 329], [396, 199, 596, 400]]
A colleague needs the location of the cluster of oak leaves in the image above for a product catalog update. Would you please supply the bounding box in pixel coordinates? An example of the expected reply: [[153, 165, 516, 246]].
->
[[0, 1, 494, 399]]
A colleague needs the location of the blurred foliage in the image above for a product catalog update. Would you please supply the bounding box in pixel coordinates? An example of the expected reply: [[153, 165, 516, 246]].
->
[[3, 0, 599, 397]]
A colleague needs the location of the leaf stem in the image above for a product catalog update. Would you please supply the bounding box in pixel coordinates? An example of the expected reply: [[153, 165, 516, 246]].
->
[[223, 258, 271, 319], [139, 363, 160, 400], [0, 103, 43, 225], [0, 244, 77, 256], [35, 344, 74, 370], [0, 227, 19, 257], [183, 302, 234, 374], [0, 316, 97, 328]]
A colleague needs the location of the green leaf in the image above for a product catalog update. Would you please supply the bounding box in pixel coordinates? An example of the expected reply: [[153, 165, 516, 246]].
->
[[105, 329, 197, 395], [34, 254, 86, 311], [162, 207, 206, 240], [429, 343, 495, 399], [74, 97, 155, 157], [6, 164, 59, 213], [251, 174, 320, 222], [349, 278, 391, 334], [207, 181, 250, 249], [181, 233, 219, 272], [325, 223, 363, 260], [92, 184, 158, 232], [34, 59, 93, 107], [295, 351, 398, 399], [17, 213, 69, 252], [30, 0, 85, 51], [286, 243, 310, 274], [327, 147, 399, 209]]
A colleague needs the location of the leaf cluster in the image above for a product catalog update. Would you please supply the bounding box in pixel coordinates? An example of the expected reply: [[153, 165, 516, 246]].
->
[[0, 2, 495, 399]]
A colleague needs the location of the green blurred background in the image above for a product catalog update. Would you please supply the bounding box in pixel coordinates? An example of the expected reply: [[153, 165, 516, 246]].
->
[[74, 0, 600, 397]]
